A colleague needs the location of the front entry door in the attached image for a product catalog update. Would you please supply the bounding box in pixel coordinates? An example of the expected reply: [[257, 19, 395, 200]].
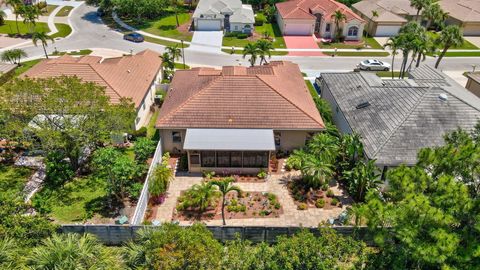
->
[[314, 13, 322, 33]]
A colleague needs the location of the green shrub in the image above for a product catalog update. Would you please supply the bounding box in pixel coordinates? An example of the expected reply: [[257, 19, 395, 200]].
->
[[331, 197, 339, 206], [134, 137, 156, 163], [315, 198, 325, 208], [326, 189, 334, 198], [285, 154, 302, 171], [237, 33, 248, 39], [321, 183, 329, 191], [31, 191, 53, 214], [203, 170, 215, 179], [297, 203, 308, 210], [128, 182, 144, 200], [131, 127, 147, 139], [45, 151, 74, 187], [274, 202, 281, 209], [254, 14, 266, 26], [257, 170, 267, 179]]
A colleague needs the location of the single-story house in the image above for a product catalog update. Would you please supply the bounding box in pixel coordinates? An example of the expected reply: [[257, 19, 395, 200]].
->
[[155, 61, 325, 173], [466, 72, 480, 96], [439, 0, 480, 36], [317, 65, 480, 175], [22, 49, 163, 130], [275, 0, 365, 40], [352, 0, 421, 37], [192, 0, 254, 33]]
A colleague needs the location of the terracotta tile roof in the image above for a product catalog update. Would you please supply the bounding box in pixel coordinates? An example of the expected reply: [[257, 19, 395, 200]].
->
[[21, 50, 162, 108], [156, 61, 325, 130], [276, 0, 364, 22]]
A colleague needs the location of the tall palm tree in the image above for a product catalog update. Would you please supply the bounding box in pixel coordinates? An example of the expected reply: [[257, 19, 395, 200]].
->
[[28, 233, 125, 270], [20, 4, 40, 33], [165, 45, 182, 64], [331, 10, 347, 42], [160, 52, 174, 78], [32, 31, 54, 59], [422, 3, 449, 30], [344, 159, 381, 202], [301, 153, 334, 189], [211, 177, 242, 225], [256, 39, 274, 65], [410, 0, 432, 21], [383, 36, 401, 79], [6, 0, 22, 34], [397, 21, 423, 78], [1, 48, 27, 65], [307, 133, 340, 163], [149, 163, 174, 203], [171, 0, 182, 27], [242, 43, 259, 66], [435, 25, 464, 69]]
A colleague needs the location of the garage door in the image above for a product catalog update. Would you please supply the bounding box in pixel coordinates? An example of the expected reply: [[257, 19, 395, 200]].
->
[[463, 24, 480, 36], [284, 24, 312, 36], [196, 19, 221, 31], [375, 25, 401, 37]]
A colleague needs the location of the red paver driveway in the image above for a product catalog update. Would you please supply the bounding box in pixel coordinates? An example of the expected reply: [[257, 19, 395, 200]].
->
[[283, 36, 324, 56]]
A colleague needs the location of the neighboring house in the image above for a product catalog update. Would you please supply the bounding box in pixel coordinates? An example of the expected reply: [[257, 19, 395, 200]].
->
[[439, 0, 480, 36], [155, 61, 325, 173], [275, 0, 365, 40], [317, 65, 480, 175], [352, 0, 420, 37], [192, 0, 254, 34], [466, 72, 480, 96], [22, 50, 163, 130]]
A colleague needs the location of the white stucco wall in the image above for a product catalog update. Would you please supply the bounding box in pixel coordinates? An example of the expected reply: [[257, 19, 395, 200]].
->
[[135, 68, 163, 130]]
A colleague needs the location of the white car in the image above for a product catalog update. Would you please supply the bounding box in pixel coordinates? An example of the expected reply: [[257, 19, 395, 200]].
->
[[358, 59, 391, 71]]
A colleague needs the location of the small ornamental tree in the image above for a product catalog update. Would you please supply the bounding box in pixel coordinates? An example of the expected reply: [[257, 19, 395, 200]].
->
[[211, 178, 241, 225], [133, 137, 156, 163]]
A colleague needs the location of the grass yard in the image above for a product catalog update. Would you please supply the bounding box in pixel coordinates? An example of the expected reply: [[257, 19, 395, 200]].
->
[[221, 49, 288, 55], [222, 23, 286, 48], [319, 37, 383, 49], [56, 6, 73, 17], [427, 31, 479, 49], [51, 23, 72, 38], [376, 71, 409, 77], [43, 5, 58, 16], [147, 110, 160, 140], [0, 164, 32, 197], [0, 20, 49, 35], [174, 62, 190, 69], [442, 51, 480, 57], [324, 51, 390, 57], [14, 59, 42, 77], [305, 80, 317, 97], [126, 12, 192, 41], [143, 35, 190, 47], [51, 49, 92, 56]]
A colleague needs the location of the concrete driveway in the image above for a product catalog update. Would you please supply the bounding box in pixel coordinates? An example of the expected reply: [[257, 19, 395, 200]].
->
[[283, 36, 324, 56], [188, 31, 223, 53]]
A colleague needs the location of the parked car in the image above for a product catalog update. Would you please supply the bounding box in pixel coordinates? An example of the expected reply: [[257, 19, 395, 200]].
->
[[123, 33, 144, 43], [358, 59, 390, 71]]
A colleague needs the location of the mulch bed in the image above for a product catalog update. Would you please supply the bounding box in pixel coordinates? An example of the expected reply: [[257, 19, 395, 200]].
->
[[173, 191, 283, 221], [287, 180, 343, 210]]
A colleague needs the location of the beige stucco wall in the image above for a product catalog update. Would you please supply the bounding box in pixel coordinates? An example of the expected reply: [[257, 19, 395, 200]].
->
[[342, 19, 364, 41], [230, 22, 253, 33], [276, 12, 315, 35], [135, 68, 163, 130], [466, 79, 480, 97], [160, 129, 187, 154]]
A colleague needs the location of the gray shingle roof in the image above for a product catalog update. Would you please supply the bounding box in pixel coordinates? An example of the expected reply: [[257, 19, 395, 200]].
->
[[321, 67, 480, 166]]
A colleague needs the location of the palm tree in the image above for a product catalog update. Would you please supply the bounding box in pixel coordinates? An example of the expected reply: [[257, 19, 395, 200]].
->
[[165, 45, 182, 65], [20, 4, 41, 33], [307, 133, 340, 163], [160, 52, 174, 78], [211, 177, 242, 225], [331, 10, 347, 42], [6, 0, 22, 34], [422, 3, 449, 30], [383, 36, 401, 79], [434, 25, 464, 69], [32, 31, 54, 59], [410, 0, 432, 21], [339, 133, 364, 170], [397, 21, 423, 78], [344, 160, 381, 202], [178, 181, 219, 212], [171, 0, 182, 27], [406, 25, 429, 71], [301, 153, 334, 189], [0, 48, 27, 65], [28, 233, 124, 269], [256, 39, 274, 65], [242, 43, 259, 66], [149, 163, 174, 203], [0, 10, 6, 26]]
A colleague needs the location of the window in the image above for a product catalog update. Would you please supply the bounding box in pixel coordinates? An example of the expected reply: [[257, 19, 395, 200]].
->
[[243, 151, 268, 168], [217, 151, 230, 167], [201, 151, 216, 167], [142, 102, 146, 110], [135, 117, 140, 124], [325, 23, 331, 32], [234, 25, 238, 30], [347, 26, 359, 37], [231, 151, 242, 167], [274, 132, 281, 147], [172, 131, 182, 143], [190, 153, 200, 165]]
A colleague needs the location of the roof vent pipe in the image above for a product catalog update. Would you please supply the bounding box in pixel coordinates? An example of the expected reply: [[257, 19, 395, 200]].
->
[[439, 93, 448, 101]]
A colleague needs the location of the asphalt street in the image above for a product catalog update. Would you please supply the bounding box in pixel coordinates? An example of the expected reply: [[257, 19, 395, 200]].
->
[[13, 4, 480, 74]]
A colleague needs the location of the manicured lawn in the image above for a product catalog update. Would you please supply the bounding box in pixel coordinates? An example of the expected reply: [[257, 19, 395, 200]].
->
[[427, 31, 479, 49], [221, 49, 288, 55], [51, 49, 92, 56], [43, 5, 58, 16], [305, 80, 317, 97], [319, 37, 383, 49], [126, 12, 192, 41], [51, 23, 72, 38], [143, 35, 190, 47], [174, 62, 190, 69], [0, 164, 32, 197], [56, 6, 73, 17], [376, 71, 409, 77], [147, 110, 159, 140], [222, 23, 286, 48], [443, 51, 480, 57], [0, 20, 49, 35], [14, 59, 42, 77], [324, 51, 390, 57]]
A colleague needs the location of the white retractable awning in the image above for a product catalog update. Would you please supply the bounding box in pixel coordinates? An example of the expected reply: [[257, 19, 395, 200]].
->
[[183, 129, 275, 151]]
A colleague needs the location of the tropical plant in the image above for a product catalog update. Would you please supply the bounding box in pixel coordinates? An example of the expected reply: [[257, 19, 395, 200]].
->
[[383, 36, 401, 79], [6, 0, 23, 34], [242, 43, 259, 66], [301, 153, 334, 189], [160, 52, 174, 78], [32, 31, 54, 59], [211, 178, 242, 225], [397, 21, 424, 78], [410, 0, 432, 20], [166, 45, 182, 63], [343, 159, 380, 201], [133, 137, 156, 163], [0, 10, 6, 26], [256, 39, 274, 65], [307, 133, 339, 163], [0, 238, 19, 269], [313, 97, 333, 124], [20, 4, 41, 33], [28, 233, 125, 270], [177, 181, 219, 212], [149, 153, 173, 201], [0, 48, 27, 65], [434, 25, 464, 69], [171, 0, 182, 27], [331, 10, 347, 42], [337, 132, 364, 173], [422, 3, 449, 30]]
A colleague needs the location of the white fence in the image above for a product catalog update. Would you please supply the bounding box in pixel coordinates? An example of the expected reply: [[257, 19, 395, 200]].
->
[[131, 139, 163, 225]]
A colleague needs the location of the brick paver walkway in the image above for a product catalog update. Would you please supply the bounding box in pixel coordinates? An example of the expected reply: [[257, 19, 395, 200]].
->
[[153, 172, 351, 227]]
